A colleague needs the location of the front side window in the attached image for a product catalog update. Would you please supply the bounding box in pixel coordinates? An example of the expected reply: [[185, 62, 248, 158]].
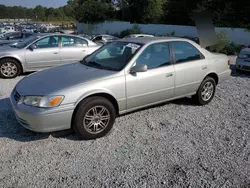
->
[[136, 42, 171, 69], [35, 36, 59, 49], [82, 42, 143, 71], [61, 36, 87, 47], [171, 41, 203, 63]]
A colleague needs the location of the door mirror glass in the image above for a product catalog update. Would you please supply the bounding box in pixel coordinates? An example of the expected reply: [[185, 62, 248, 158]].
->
[[130, 64, 148, 73]]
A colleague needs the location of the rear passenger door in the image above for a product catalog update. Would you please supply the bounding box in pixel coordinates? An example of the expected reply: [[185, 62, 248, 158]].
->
[[171, 41, 208, 97], [60, 36, 89, 65]]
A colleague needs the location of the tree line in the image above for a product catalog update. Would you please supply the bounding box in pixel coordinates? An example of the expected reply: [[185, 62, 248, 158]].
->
[[0, 0, 249, 28], [0, 4, 74, 21], [70, 0, 250, 28]]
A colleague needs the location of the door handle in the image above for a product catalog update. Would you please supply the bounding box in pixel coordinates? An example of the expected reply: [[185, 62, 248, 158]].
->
[[54, 52, 58, 54], [166, 73, 174, 77], [202, 66, 207, 70]]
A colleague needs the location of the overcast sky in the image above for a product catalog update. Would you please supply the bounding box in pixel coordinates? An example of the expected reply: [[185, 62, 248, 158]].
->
[[0, 0, 68, 8]]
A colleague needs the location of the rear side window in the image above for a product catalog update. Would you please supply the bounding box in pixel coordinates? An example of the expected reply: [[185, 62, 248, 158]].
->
[[171, 41, 204, 63]]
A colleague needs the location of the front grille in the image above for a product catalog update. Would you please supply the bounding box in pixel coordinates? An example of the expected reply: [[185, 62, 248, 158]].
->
[[242, 66, 250, 70], [13, 89, 21, 102]]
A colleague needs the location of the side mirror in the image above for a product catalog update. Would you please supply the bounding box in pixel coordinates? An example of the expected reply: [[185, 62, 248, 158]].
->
[[29, 44, 36, 51], [130, 64, 148, 73]]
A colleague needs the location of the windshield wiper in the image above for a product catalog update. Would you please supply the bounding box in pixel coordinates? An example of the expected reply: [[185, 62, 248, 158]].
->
[[80, 59, 118, 71], [80, 60, 104, 69]]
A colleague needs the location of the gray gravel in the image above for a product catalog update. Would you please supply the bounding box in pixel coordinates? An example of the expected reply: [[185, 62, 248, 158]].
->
[[0, 57, 249, 188]]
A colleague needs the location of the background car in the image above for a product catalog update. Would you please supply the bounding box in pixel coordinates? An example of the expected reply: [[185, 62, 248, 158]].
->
[[11, 37, 231, 140], [0, 32, 33, 46], [0, 33, 102, 78], [123, 34, 154, 38], [91, 34, 119, 45], [78, 34, 92, 40], [236, 48, 250, 71]]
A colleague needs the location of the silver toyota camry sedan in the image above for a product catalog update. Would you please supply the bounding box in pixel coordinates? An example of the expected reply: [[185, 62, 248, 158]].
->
[[11, 37, 231, 140], [0, 33, 101, 78]]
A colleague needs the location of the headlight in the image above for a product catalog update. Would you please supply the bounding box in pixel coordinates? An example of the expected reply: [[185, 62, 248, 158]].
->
[[238, 53, 248, 59], [22, 96, 64, 108]]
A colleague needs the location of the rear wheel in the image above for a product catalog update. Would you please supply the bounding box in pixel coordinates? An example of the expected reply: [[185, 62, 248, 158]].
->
[[192, 77, 216, 105], [0, 58, 21, 78], [73, 97, 116, 140]]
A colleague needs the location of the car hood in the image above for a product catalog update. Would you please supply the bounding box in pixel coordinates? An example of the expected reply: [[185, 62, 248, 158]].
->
[[241, 48, 250, 54], [16, 62, 117, 96], [0, 45, 19, 52], [0, 39, 18, 44]]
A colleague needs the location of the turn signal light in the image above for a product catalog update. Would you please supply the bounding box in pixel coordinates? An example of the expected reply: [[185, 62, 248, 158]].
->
[[49, 96, 64, 107]]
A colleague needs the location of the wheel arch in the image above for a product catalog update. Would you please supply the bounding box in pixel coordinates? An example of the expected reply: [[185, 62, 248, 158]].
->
[[71, 92, 119, 127], [204, 72, 219, 85], [0, 56, 24, 73]]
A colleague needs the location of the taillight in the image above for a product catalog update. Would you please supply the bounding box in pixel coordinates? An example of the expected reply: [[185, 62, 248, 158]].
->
[[228, 60, 230, 65]]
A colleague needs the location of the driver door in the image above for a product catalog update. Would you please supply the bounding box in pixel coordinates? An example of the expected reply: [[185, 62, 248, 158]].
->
[[126, 42, 175, 110], [25, 36, 60, 70]]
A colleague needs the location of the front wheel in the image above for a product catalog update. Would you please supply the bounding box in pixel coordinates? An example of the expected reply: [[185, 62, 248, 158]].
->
[[192, 77, 216, 105], [0, 58, 21, 79], [73, 97, 116, 140]]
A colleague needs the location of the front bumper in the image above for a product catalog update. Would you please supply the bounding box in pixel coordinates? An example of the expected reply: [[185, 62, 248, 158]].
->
[[236, 58, 250, 72], [10, 90, 74, 133]]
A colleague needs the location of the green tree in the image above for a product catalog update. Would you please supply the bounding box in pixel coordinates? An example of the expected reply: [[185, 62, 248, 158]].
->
[[72, 0, 114, 23], [34, 5, 46, 20]]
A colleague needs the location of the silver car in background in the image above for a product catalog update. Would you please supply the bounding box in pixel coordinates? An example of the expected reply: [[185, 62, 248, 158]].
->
[[0, 33, 102, 78], [236, 48, 250, 72], [0, 32, 33, 46], [11, 37, 231, 140]]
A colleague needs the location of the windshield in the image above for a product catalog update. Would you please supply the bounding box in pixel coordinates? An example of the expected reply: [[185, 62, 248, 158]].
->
[[82, 41, 143, 71], [15, 36, 39, 48]]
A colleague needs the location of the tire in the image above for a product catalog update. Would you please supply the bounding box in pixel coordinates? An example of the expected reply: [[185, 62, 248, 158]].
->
[[192, 77, 216, 105], [0, 58, 22, 79], [73, 97, 116, 140]]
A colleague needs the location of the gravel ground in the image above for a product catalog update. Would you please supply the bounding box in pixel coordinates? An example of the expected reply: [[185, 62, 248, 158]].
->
[[0, 57, 249, 188]]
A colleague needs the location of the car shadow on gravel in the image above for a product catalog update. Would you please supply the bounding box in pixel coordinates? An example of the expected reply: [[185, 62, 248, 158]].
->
[[0, 98, 74, 142]]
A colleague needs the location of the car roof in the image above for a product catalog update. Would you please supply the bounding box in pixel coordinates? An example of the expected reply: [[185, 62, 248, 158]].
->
[[33, 33, 97, 45], [117, 37, 192, 44], [128, 34, 154, 37], [34, 33, 74, 36]]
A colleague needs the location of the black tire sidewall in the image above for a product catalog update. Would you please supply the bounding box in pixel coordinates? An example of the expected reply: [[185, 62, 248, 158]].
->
[[196, 77, 216, 105], [73, 97, 116, 140], [0, 58, 21, 79]]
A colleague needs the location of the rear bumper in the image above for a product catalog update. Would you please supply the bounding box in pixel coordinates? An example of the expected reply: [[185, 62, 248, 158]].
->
[[10, 91, 74, 133], [218, 69, 231, 84]]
